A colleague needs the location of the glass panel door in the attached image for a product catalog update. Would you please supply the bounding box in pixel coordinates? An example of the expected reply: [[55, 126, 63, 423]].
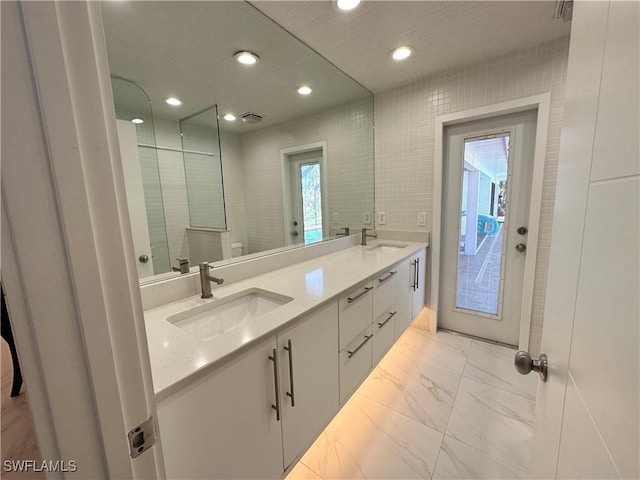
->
[[299, 162, 323, 244], [456, 134, 510, 317]]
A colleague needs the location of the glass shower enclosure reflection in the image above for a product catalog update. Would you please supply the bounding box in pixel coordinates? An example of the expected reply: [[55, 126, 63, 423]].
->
[[111, 76, 170, 277], [111, 77, 226, 279]]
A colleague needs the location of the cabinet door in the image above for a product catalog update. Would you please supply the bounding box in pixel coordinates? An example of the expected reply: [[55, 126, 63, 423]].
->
[[279, 302, 339, 469], [338, 281, 373, 349], [340, 326, 373, 403], [373, 267, 398, 319], [373, 306, 397, 364], [411, 249, 427, 319], [395, 259, 413, 338], [157, 336, 284, 479]]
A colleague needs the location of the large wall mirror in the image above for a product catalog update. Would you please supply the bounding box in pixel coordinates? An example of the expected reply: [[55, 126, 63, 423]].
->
[[102, 1, 374, 283]]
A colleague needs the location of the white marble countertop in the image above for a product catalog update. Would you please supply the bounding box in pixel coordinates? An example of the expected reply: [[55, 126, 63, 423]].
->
[[144, 240, 428, 401]]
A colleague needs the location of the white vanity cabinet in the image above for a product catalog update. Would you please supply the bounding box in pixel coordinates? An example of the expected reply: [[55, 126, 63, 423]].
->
[[394, 248, 427, 338], [338, 281, 373, 350], [157, 336, 284, 479], [277, 302, 339, 469], [373, 307, 397, 364], [339, 325, 373, 403]]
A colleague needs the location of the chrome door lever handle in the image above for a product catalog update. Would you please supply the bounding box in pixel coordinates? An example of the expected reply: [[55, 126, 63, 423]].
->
[[514, 351, 548, 381]]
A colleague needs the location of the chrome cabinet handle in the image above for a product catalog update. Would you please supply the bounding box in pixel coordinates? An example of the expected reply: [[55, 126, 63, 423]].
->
[[378, 271, 397, 284], [268, 349, 281, 421], [347, 334, 373, 358], [283, 339, 295, 407], [410, 260, 417, 291], [347, 286, 373, 304], [415, 257, 420, 289], [377, 311, 397, 329]]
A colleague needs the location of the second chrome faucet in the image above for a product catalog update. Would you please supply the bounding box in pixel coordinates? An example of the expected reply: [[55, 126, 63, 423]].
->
[[199, 262, 224, 299]]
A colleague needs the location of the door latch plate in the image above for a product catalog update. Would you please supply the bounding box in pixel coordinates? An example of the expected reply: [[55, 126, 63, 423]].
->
[[128, 416, 157, 458]]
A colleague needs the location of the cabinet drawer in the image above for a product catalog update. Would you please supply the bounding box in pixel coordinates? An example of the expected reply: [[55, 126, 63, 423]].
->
[[372, 307, 397, 364], [339, 326, 373, 403], [338, 281, 373, 350], [373, 268, 398, 319]]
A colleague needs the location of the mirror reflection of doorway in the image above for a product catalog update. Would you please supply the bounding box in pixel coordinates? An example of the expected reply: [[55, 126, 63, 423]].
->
[[283, 146, 327, 246]]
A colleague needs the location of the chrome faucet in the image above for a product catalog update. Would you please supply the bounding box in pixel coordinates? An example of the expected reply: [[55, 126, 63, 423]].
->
[[336, 227, 350, 237], [361, 228, 377, 246], [172, 258, 190, 274], [199, 262, 224, 299]]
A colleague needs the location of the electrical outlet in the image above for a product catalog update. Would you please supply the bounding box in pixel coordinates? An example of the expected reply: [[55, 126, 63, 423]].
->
[[377, 211, 387, 225], [363, 212, 371, 225], [332, 212, 340, 224], [417, 212, 426, 226]]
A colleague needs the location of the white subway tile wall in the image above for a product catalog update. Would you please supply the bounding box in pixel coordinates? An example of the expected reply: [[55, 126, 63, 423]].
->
[[239, 97, 374, 254], [219, 132, 248, 251], [181, 121, 226, 229], [186, 229, 231, 265], [374, 37, 569, 353]]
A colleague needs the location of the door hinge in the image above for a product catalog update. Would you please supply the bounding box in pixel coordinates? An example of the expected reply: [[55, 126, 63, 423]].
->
[[127, 416, 157, 458]]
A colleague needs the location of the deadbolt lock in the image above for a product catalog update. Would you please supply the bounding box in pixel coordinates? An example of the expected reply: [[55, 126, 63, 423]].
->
[[517, 226, 528, 235]]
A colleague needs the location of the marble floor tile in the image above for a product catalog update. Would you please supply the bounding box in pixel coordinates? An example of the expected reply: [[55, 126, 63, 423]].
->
[[462, 340, 537, 400], [357, 353, 461, 432], [391, 327, 471, 375], [285, 461, 323, 480], [300, 393, 443, 479], [433, 435, 528, 479], [445, 377, 535, 472]]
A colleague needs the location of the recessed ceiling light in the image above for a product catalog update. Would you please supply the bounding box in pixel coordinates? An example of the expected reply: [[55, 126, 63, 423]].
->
[[297, 86, 312, 95], [391, 46, 414, 61], [222, 113, 236, 122], [164, 97, 182, 106], [131, 118, 144, 124], [234, 51, 260, 65], [336, 0, 361, 11]]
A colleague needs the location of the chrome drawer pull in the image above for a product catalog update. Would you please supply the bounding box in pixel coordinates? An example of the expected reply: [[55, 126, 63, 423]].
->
[[347, 286, 373, 304], [268, 349, 281, 421], [347, 334, 373, 358], [377, 311, 397, 328], [283, 339, 295, 407], [378, 271, 397, 284]]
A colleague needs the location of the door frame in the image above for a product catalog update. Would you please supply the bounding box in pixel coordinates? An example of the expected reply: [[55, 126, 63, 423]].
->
[[431, 94, 551, 350], [280, 141, 329, 246], [2, 2, 164, 477]]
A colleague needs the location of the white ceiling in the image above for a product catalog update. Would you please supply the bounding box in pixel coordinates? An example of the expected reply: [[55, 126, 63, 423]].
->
[[101, 1, 370, 132], [101, 1, 570, 132]]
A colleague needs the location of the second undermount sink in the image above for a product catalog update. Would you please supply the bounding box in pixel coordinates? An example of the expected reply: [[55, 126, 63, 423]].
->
[[167, 288, 293, 341], [366, 243, 408, 253]]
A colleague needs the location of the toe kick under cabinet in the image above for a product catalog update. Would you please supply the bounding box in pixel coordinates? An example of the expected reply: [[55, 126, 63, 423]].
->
[[156, 249, 427, 479]]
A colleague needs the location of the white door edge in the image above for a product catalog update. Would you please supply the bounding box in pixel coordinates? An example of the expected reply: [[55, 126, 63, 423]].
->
[[3, 2, 164, 477], [280, 141, 329, 246], [431, 93, 551, 350]]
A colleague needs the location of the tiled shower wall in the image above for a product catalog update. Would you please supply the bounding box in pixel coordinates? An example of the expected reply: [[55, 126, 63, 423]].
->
[[374, 36, 570, 354], [238, 97, 374, 254]]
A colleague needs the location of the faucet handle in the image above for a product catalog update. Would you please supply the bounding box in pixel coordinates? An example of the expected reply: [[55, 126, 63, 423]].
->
[[177, 257, 189, 265]]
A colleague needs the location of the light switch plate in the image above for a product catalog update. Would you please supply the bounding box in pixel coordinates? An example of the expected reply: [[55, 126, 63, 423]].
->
[[363, 212, 371, 225], [417, 212, 426, 226], [332, 212, 340, 224], [377, 211, 387, 225]]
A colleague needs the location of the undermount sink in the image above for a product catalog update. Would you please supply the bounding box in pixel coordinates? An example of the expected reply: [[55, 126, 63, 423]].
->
[[167, 288, 293, 341], [366, 243, 408, 253]]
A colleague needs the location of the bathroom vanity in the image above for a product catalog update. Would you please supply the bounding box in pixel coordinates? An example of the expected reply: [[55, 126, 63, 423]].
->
[[143, 240, 427, 479]]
